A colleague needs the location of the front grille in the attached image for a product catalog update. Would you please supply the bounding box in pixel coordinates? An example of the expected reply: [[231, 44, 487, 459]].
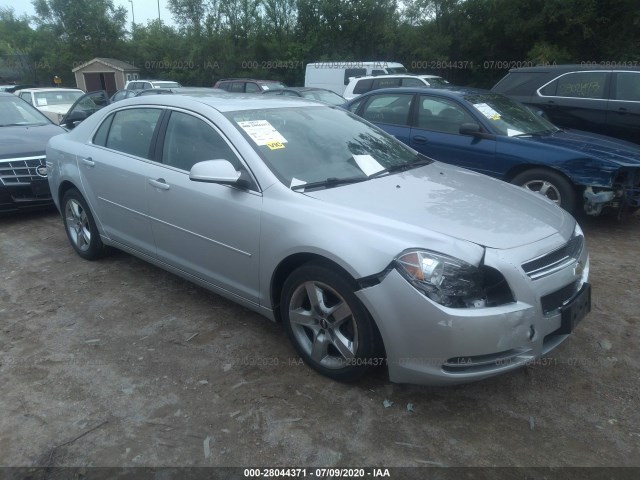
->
[[522, 234, 583, 280], [0, 156, 47, 186], [541, 280, 579, 314]]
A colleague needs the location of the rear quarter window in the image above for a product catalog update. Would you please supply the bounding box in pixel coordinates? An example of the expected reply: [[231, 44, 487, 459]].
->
[[344, 68, 367, 85], [493, 72, 550, 95], [353, 79, 374, 94]]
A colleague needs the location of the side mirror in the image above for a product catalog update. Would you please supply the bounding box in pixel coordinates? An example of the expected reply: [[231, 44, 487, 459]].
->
[[189, 160, 251, 188], [459, 122, 495, 140], [459, 122, 482, 135], [62, 110, 87, 127]]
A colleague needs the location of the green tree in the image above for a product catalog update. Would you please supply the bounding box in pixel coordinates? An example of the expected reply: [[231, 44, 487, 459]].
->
[[32, 0, 128, 64], [0, 7, 37, 82]]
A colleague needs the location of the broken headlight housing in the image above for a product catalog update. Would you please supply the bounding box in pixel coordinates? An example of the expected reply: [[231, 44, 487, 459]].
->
[[395, 250, 487, 308]]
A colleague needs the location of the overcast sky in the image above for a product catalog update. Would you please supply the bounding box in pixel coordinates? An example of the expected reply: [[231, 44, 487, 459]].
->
[[0, 0, 175, 27]]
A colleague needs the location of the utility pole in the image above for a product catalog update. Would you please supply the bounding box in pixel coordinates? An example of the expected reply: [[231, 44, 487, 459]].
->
[[158, 0, 161, 22], [128, 0, 135, 27]]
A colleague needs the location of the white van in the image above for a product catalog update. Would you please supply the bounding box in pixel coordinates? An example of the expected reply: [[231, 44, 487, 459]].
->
[[304, 61, 408, 95]]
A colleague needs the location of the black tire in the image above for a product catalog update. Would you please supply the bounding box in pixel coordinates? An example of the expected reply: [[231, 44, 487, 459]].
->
[[61, 188, 108, 260], [281, 262, 377, 382], [511, 168, 577, 213]]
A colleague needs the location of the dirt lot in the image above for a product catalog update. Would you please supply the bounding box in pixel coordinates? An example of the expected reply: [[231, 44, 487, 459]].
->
[[1, 208, 639, 473]]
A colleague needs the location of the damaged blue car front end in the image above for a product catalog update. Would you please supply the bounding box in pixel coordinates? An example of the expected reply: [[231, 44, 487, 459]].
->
[[525, 130, 640, 216]]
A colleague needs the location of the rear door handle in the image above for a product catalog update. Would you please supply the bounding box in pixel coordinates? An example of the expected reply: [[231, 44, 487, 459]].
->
[[148, 178, 170, 190], [80, 157, 95, 167], [412, 136, 429, 145]]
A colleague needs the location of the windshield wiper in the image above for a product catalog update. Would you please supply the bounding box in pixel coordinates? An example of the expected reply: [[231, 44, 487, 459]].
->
[[368, 155, 433, 179], [291, 176, 367, 191]]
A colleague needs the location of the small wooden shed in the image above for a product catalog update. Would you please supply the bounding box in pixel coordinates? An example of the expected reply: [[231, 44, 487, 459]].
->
[[73, 57, 140, 96]]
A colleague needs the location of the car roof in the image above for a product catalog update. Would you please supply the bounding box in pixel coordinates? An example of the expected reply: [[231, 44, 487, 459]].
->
[[281, 87, 335, 92], [350, 74, 423, 81], [17, 88, 84, 93], [505, 64, 640, 73], [217, 78, 284, 84], [135, 87, 225, 96], [348, 86, 489, 99], [118, 92, 326, 112]]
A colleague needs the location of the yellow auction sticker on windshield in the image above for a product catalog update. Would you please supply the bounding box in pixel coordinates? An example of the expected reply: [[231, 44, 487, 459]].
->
[[237, 120, 288, 147], [474, 103, 501, 121], [267, 141, 285, 150]]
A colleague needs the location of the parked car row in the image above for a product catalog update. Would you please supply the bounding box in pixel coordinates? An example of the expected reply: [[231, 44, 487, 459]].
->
[[6, 64, 636, 387], [343, 86, 640, 217]]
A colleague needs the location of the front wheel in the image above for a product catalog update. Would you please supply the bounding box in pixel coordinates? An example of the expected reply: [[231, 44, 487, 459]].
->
[[281, 263, 377, 382], [511, 168, 577, 213], [62, 188, 108, 260]]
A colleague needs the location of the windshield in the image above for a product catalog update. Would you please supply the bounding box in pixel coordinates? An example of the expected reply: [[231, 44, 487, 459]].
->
[[33, 90, 83, 107], [424, 77, 450, 87], [261, 83, 286, 91], [300, 90, 345, 106], [225, 106, 423, 187], [0, 96, 50, 126], [154, 82, 181, 88], [386, 67, 408, 74], [465, 93, 558, 136]]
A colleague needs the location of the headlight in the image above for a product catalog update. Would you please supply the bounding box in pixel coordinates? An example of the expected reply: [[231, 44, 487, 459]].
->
[[395, 250, 487, 308]]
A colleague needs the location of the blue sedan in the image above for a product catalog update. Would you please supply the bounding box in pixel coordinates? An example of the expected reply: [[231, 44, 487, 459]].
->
[[344, 87, 640, 216]]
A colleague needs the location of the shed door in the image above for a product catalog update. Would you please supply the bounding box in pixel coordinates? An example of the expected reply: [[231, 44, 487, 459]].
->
[[83, 72, 117, 97]]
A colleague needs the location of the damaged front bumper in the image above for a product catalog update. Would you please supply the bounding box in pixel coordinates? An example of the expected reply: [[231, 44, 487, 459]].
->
[[583, 168, 640, 216], [355, 231, 590, 386]]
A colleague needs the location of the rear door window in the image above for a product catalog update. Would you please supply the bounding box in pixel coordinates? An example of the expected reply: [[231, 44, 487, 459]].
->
[[104, 108, 162, 159], [245, 83, 260, 93], [543, 72, 609, 99], [229, 82, 245, 93], [361, 94, 412, 126]]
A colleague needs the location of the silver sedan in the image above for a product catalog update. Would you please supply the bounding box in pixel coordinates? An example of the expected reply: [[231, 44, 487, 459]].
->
[[46, 94, 591, 385]]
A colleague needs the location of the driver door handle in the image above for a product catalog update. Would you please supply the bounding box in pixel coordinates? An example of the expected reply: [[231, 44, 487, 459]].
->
[[412, 135, 429, 145], [80, 157, 95, 167], [148, 178, 170, 190]]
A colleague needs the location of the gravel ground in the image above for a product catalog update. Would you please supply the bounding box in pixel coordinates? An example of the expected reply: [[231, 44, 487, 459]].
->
[[1, 208, 639, 474]]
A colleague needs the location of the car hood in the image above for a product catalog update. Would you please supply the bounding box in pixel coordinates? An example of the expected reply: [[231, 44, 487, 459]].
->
[[0, 124, 66, 159], [524, 129, 640, 167], [303, 162, 573, 250], [38, 104, 73, 115]]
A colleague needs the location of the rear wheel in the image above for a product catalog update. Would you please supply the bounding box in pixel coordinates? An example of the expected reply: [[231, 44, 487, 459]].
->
[[281, 263, 377, 382], [511, 168, 577, 213], [62, 189, 108, 260]]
